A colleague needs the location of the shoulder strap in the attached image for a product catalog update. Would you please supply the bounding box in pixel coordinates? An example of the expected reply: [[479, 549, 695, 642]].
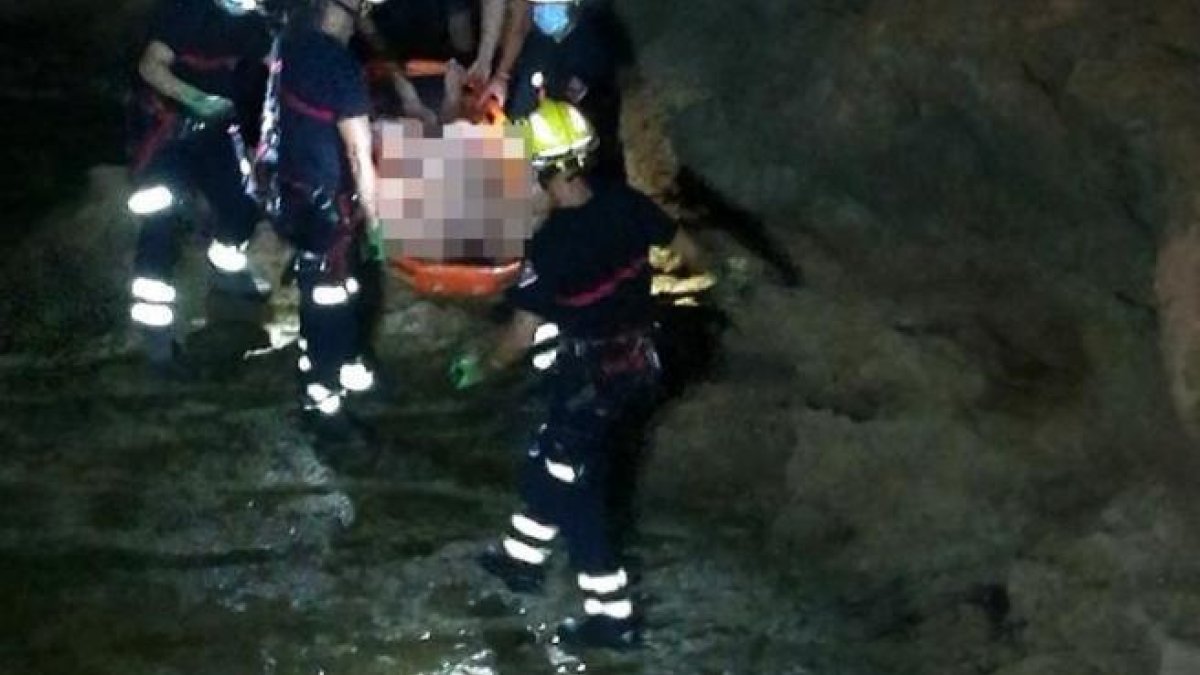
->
[[254, 27, 285, 219]]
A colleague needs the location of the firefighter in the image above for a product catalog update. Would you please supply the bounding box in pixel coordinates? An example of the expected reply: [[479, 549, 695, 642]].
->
[[274, 0, 387, 436], [450, 99, 707, 650], [127, 0, 273, 377], [484, 0, 631, 183]]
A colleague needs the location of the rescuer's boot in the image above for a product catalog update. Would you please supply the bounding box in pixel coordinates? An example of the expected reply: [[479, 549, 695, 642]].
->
[[477, 544, 546, 594]]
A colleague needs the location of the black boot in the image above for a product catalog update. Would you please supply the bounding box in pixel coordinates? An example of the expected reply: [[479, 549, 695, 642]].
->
[[554, 614, 642, 651], [210, 267, 272, 301], [477, 544, 546, 594], [300, 405, 380, 472], [142, 328, 197, 382], [300, 406, 360, 442]]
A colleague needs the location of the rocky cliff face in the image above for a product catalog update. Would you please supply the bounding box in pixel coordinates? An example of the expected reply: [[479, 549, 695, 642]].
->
[[616, 0, 1200, 672]]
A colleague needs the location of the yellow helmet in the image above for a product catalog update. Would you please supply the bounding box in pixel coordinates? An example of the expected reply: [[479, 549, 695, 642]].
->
[[521, 98, 598, 174]]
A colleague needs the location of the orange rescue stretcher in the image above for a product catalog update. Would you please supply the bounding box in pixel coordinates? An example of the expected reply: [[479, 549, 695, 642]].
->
[[366, 60, 715, 302], [368, 59, 522, 298]]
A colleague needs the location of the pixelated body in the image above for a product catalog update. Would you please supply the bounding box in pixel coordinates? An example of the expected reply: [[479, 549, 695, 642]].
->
[[375, 118, 536, 261]]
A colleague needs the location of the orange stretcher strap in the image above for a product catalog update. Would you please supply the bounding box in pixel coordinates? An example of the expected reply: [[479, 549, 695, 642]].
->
[[404, 59, 450, 78], [365, 59, 449, 81], [390, 257, 523, 297]]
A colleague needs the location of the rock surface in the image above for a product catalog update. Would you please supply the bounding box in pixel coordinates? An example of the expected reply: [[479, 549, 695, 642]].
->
[[615, 0, 1200, 672]]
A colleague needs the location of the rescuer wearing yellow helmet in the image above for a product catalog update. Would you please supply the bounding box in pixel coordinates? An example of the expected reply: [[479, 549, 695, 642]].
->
[[450, 99, 706, 650], [484, 0, 630, 183]]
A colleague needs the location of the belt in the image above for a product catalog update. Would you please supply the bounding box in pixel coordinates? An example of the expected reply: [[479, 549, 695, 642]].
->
[[560, 327, 653, 358]]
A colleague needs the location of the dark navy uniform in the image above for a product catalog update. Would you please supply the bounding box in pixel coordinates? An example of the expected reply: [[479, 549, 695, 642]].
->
[[507, 3, 631, 183], [276, 25, 375, 414], [496, 180, 676, 629], [128, 0, 270, 336]]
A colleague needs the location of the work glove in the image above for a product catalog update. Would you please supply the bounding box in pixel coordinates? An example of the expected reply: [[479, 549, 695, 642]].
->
[[448, 351, 487, 390], [721, 256, 750, 291], [709, 255, 753, 307], [366, 218, 386, 263], [182, 91, 235, 121]]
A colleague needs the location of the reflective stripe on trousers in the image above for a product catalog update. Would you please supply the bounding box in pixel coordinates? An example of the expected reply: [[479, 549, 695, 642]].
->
[[130, 276, 178, 328]]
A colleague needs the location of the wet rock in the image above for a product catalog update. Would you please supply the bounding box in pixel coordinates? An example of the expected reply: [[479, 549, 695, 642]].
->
[[0, 166, 137, 353], [1157, 636, 1200, 675]]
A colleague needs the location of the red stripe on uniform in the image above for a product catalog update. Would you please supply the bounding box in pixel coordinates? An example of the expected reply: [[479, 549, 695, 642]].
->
[[556, 256, 648, 308], [282, 88, 336, 123], [178, 52, 239, 71], [131, 97, 178, 176]]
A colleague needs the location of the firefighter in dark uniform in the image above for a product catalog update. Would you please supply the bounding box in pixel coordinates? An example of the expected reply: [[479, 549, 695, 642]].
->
[[450, 99, 707, 650], [485, 0, 631, 184], [275, 0, 386, 432], [127, 0, 272, 376]]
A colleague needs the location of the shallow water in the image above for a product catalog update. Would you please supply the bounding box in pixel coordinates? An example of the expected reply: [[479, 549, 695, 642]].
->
[[0, 311, 841, 675]]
